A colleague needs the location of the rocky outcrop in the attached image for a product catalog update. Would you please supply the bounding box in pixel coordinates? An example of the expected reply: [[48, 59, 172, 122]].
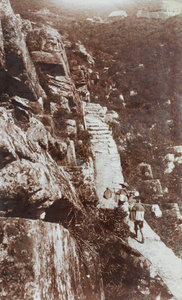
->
[[27, 25, 80, 113], [0, 104, 83, 219], [0, 2, 106, 297], [0, 218, 105, 300], [1, 1, 182, 299], [0, 0, 45, 101], [27, 26, 70, 77], [70, 42, 95, 66]]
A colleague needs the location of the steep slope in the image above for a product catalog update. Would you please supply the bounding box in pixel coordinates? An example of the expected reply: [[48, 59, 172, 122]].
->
[[1, 0, 182, 299], [0, 1, 105, 299]]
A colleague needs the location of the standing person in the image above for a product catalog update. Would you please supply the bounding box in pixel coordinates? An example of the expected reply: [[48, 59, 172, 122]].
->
[[130, 198, 145, 243], [117, 182, 129, 205]]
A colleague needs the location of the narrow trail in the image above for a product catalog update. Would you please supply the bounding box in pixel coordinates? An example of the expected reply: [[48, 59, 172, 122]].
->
[[84, 102, 124, 202], [128, 221, 182, 300], [84, 102, 182, 299]]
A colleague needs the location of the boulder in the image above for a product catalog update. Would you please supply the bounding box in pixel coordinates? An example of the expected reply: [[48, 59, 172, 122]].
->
[[65, 119, 77, 136], [27, 26, 70, 77], [137, 163, 154, 180]]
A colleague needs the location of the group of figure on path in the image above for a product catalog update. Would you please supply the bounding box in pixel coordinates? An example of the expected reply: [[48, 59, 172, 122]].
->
[[103, 183, 145, 243]]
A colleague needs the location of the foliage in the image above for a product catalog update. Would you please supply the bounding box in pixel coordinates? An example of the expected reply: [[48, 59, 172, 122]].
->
[[74, 127, 92, 163]]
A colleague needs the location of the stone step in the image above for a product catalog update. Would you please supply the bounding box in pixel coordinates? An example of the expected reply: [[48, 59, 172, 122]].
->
[[85, 109, 102, 112], [91, 132, 111, 136], [86, 123, 106, 128], [91, 138, 112, 143], [84, 107, 105, 113], [87, 124, 109, 128], [86, 124, 108, 128], [85, 118, 104, 123], [87, 126, 109, 130], [88, 131, 110, 136], [91, 138, 113, 143], [85, 104, 103, 109]]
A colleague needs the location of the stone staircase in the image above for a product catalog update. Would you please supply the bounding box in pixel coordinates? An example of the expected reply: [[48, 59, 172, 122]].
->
[[84, 102, 182, 299], [84, 102, 124, 203]]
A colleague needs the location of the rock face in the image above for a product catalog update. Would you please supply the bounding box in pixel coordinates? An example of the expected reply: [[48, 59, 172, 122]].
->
[[0, 104, 82, 218], [1, 0, 182, 299], [0, 2, 106, 299], [0, 0, 45, 101], [0, 218, 104, 300], [27, 25, 80, 112]]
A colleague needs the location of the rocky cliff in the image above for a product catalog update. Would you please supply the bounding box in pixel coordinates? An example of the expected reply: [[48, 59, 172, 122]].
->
[[0, 0, 182, 299], [0, 218, 104, 300], [0, 1, 105, 299], [0, 0, 45, 101]]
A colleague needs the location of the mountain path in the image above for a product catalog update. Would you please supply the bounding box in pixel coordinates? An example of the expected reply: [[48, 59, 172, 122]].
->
[[84, 102, 124, 202], [84, 102, 182, 300], [128, 220, 182, 300]]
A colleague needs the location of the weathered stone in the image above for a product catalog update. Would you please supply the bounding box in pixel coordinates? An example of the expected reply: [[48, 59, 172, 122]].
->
[[72, 42, 95, 65], [26, 24, 81, 114], [0, 218, 105, 300], [0, 0, 45, 101], [105, 110, 119, 124], [50, 99, 71, 115], [65, 119, 77, 136], [0, 104, 82, 213], [21, 18, 32, 36], [65, 140, 77, 167]]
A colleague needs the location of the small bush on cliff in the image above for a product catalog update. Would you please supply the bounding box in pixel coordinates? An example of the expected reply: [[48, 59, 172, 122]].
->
[[75, 128, 92, 163]]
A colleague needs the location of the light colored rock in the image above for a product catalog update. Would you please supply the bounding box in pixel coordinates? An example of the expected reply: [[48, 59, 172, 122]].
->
[[164, 161, 175, 174], [74, 42, 95, 65], [66, 140, 77, 167], [164, 153, 175, 162], [105, 111, 119, 124], [65, 119, 77, 136], [108, 10, 127, 18]]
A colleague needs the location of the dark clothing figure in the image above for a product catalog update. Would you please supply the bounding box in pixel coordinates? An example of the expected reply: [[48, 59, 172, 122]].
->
[[103, 187, 112, 199], [116, 183, 129, 205], [130, 200, 145, 243]]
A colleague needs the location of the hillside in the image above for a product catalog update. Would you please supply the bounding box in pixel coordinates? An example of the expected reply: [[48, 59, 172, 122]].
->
[[1, 0, 182, 299], [62, 14, 182, 201]]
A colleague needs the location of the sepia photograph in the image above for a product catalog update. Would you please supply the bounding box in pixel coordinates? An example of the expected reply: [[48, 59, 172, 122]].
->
[[0, 0, 182, 299]]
